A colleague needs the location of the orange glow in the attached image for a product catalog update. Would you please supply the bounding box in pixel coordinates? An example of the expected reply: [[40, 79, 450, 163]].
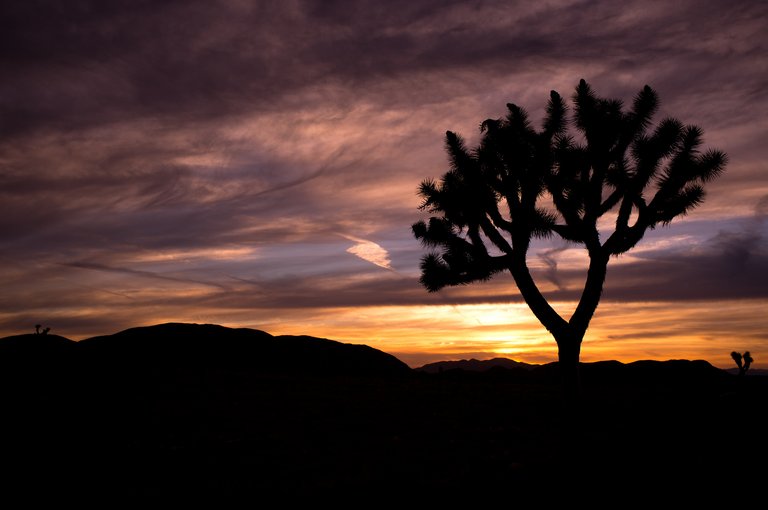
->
[[7, 290, 765, 372], [251, 300, 768, 370]]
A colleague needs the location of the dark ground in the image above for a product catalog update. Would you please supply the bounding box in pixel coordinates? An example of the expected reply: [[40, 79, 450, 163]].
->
[[1, 327, 765, 504]]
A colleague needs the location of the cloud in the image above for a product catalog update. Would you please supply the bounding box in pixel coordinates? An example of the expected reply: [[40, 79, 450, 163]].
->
[[341, 234, 394, 271], [1, 0, 766, 348], [538, 245, 570, 291]]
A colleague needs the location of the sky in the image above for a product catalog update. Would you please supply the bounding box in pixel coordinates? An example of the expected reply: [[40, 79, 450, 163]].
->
[[1, 0, 766, 369]]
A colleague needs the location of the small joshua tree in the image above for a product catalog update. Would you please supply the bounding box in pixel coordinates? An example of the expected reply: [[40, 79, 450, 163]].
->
[[731, 351, 753, 376]]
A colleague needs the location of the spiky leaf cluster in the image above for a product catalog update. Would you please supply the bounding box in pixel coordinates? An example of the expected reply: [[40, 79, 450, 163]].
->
[[413, 79, 726, 292]]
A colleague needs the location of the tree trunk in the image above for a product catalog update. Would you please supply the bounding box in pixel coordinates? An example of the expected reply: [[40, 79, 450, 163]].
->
[[557, 333, 583, 402], [508, 246, 607, 402], [560, 249, 608, 402]]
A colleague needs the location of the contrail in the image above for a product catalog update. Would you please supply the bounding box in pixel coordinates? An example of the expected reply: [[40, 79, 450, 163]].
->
[[250, 147, 349, 198], [61, 261, 230, 291]]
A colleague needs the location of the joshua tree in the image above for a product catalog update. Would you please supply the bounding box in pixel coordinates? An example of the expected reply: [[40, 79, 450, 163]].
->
[[413, 79, 726, 398], [731, 351, 753, 376]]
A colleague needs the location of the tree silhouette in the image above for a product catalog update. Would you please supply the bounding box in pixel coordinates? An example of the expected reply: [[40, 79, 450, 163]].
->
[[413, 79, 726, 398], [731, 350, 753, 376]]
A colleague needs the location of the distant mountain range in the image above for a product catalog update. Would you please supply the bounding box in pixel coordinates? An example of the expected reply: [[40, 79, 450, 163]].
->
[[724, 367, 768, 376], [415, 357, 538, 373], [417, 356, 768, 376]]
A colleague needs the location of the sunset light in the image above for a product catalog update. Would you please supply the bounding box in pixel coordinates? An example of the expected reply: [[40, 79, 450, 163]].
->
[[1, 0, 765, 373]]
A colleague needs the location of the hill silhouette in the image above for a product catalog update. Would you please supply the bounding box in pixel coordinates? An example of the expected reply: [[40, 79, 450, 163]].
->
[[0, 323, 765, 503], [0, 332, 76, 352], [77, 322, 410, 377]]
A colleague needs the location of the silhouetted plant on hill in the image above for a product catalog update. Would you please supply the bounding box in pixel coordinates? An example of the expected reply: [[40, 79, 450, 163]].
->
[[731, 351, 753, 376], [413, 79, 726, 400], [34, 324, 50, 335]]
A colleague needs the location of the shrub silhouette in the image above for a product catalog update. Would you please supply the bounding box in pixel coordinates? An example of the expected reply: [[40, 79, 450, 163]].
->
[[731, 351, 753, 376], [413, 79, 727, 399]]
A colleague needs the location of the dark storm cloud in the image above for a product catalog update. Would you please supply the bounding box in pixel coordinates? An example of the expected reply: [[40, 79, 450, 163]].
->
[[605, 198, 768, 301], [1, 1, 301, 136], [4, 0, 764, 137], [532, 205, 768, 303]]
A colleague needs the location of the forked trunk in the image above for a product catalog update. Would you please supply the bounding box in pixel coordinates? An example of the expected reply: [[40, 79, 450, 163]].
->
[[509, 245, 607, 402]]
